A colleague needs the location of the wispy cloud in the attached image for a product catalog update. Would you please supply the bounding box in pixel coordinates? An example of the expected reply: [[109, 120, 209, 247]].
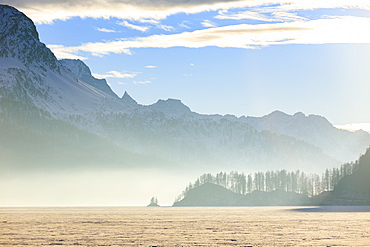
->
[[95, 27, 119, 33], [48, 16, 370, 59], [134, 80, 152, 84], [137, 19, 174, 31], [201, 20, 218, 28], [139, 19, 160, 25], [179, 21, 191, 29], [157, 24, 175, 31], [48, 45, 88, 60], [215, 10, 273, 21], [215, 9, 307, 22], [145, 65, 157, 68], [6, 0, 370, 24], [93, 71, 138, 79], [118, 21, 149, 32]]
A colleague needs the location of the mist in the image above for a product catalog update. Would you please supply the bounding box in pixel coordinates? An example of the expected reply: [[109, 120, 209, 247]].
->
[[0, 168, 200, 207]]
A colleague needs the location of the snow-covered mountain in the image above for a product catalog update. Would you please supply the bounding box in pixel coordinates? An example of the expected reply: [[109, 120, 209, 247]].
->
[[1, 4, 369, 173], [0, 5, 135, 118], [59, 59, 117, 98]]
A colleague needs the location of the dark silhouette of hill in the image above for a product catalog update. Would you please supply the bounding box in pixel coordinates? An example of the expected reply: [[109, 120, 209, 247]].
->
[[315, 148, 370, 205], [173, 183, 245, 206], [173, 183, 312, 206]]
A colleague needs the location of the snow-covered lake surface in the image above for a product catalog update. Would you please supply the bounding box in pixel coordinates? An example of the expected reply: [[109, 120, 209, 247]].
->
[[1, 206, 369, 246]]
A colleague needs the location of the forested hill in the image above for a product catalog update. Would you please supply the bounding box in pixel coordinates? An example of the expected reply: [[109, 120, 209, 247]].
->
[[174, 163, 358, 204], [318, 148, 370, 205], [172, 183, 312, 206], [173, 149, 370, 206]]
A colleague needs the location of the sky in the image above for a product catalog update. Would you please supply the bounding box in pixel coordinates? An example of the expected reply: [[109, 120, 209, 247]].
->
[[3, 0, 370, 126]]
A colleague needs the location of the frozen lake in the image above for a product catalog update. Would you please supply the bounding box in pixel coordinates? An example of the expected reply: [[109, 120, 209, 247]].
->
[[1, 206, 369, 246]]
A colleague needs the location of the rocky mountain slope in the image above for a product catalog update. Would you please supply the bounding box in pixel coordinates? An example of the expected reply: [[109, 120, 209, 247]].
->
[[1, 4, 369, 173]]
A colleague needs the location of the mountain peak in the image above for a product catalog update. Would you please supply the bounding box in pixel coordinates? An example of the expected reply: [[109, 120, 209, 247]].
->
[[293, 112, 305, 118], [121, 91, 138, 105], [60, 59, 117, 97], [0, 4, 61, 71], [149, 98, 192, 116], [262, 110, 290, 121]]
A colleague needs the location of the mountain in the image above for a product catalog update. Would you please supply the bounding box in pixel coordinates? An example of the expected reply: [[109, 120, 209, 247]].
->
[[1, 4, 369, 173], [147, 98, 194, 117], [59, 59, 117, 98], [172, 183, 312, 206], [0, 5, 133, 118], [243, 111, 370, 163], [0, 96, 170, 172], [121, 91, 138, 106]]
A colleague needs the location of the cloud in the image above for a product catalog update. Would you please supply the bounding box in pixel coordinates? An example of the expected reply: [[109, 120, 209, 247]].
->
[[179, 21, 192, 29], [92, 71, 138, 79], [95, 27, 119, 33], [118, 21, 149, 32], [5, 0, 370, 24], [137, 19, 174, 31], [139, 19, 160, 25], [201, 20, 218, 28], [156, 24, 175, 31], [335, 123, 370, 132], [49, 41, 132, 59], [48, 45, 88, 60], [215, 9, 308, 22], [145, 65, 157, 68], [134, 80, 152, 84], [48, 16, 370, 58], [216, 10, 273, 21]]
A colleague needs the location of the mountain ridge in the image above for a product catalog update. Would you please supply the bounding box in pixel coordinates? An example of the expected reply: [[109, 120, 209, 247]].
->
[[1, 4, 369, 173]]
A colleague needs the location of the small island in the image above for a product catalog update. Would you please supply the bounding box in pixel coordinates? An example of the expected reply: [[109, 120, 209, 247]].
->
[[147, 197, 160, 207]]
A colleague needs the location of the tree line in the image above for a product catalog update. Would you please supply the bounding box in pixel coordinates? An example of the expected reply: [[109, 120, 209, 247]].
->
[[175, 161, 359, 203]]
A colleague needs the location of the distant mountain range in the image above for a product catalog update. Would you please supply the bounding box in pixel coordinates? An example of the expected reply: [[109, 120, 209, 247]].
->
[[1, 4, 370, 173]]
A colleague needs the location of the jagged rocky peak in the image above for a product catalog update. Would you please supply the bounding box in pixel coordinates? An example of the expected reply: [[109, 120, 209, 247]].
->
[[121, 91, 138, 105], [0, 4, 61, 71], [59, 59, 117, 97], [59, 59, 92, 79]]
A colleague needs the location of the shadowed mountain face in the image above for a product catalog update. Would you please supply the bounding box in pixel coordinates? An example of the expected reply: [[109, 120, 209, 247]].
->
[[0, 4, 369, 173]]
